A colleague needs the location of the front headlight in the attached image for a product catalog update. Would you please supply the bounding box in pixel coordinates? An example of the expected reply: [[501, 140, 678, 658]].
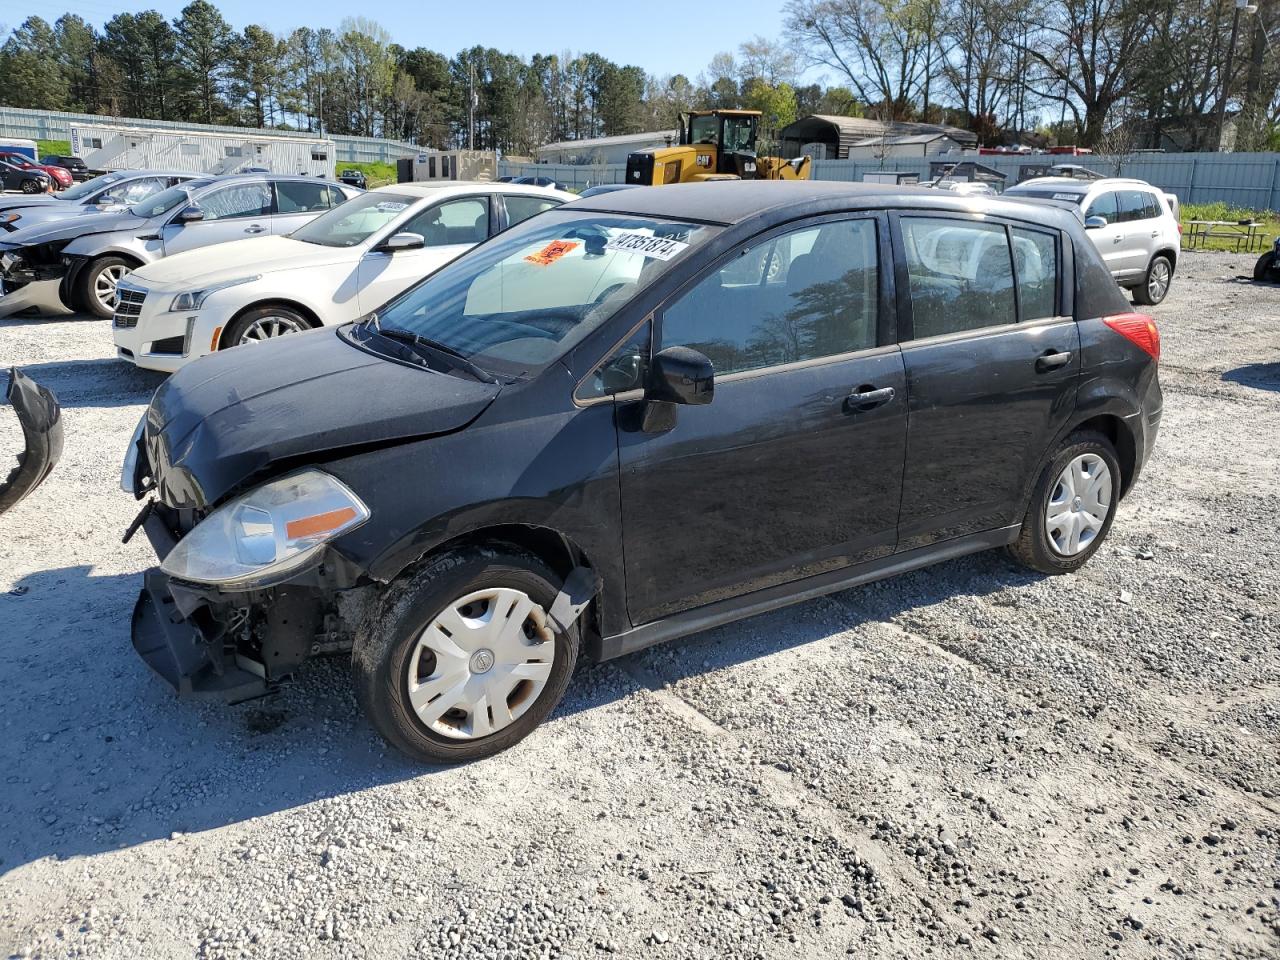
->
[[120, 412, 146, 494], [159, 469, 369, 587], [169, 275, 261, 312]]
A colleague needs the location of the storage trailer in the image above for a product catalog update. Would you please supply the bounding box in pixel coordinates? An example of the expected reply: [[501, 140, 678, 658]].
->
[[69, 124, 336, 178], [396, 150, 498, 184], [0, 138, 39, 162]]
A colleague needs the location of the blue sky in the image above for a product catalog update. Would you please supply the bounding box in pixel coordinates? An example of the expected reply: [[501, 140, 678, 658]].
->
[[34, 1, 797, 79]]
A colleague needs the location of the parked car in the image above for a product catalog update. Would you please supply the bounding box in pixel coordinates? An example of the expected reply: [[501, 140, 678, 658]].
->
[[338, 169, 367, 189], [114, 182, 573, 371], [0, 170, 198, 233], [511, 175, 566, 190], [40, 155, 91, 181], [0, 159, 51, 195], [1004, 177, 1180, 304], [122, 180, 1161, 763], [0, 153, 72, 190], [0, 174, 362, 319]]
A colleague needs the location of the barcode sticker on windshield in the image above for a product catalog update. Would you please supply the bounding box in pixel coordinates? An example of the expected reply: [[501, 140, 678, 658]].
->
[[604, 233, 690, 260]]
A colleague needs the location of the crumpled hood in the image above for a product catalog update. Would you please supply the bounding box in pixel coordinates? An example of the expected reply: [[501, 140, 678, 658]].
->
[[132, 236, 357, 291], [145, 327, 501, 509], [8, 208, 145, 248]]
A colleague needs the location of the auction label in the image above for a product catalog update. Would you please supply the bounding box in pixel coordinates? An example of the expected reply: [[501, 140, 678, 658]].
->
[[604, 232, 689, 260]]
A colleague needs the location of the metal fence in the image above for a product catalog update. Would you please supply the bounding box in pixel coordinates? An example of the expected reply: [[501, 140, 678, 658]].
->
[[0, 106, 423, 165], [503, 152, 1280, 210]]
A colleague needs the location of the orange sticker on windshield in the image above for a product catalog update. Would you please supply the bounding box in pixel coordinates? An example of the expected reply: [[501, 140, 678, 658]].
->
[[524, 240, 579, 266]]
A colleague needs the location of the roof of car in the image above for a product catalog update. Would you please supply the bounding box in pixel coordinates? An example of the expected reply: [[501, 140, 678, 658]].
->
[[1008, 177, 1155, 192], [569, 179, 1085, 229], [369, 181, 573, 199]]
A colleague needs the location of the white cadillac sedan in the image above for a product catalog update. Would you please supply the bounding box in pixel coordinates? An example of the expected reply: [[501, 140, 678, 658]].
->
[[113, 181, 574, 371]]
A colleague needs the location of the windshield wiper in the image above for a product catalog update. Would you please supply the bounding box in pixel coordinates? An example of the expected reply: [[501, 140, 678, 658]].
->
[[370, 325, 496, 384]]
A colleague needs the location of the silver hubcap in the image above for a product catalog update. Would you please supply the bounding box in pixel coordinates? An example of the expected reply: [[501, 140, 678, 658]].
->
[[1045, 453, 1112, 556], [1148, 260, 1170, 300], [95, 264, 130, 310], [406, 587, 556, 740], [237, 315, 309, 345]]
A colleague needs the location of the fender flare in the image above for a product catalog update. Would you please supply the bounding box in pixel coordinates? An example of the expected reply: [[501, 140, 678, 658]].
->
[[0, 367, 64, 514]]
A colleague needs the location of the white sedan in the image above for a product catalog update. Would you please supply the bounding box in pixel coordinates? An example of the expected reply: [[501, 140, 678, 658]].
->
[[113, 182, 574, 372]]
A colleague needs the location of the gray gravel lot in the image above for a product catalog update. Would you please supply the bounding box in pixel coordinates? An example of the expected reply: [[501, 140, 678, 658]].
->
[[0, 251, 1277, 960]]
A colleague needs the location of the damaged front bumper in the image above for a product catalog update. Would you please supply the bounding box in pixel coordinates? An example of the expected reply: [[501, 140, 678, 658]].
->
[[128, 502, 371, 702], [0, 367, 64, 514]]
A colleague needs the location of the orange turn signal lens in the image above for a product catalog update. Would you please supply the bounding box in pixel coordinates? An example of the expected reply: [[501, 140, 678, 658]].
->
[[285, 507, 358, 540], [210, 326, 223, 351]]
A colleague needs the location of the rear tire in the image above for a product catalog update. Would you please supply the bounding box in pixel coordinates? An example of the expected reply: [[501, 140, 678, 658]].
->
[[352, 545, 580, 764], [1132, 254, 1173, 306], [1007, 431, 1121, 575], [76, 256, 135, 319], [1255, 251, 1277, 282]]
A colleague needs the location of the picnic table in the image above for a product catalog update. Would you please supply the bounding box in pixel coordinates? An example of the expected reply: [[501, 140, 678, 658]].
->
[[1183, 219, 1268, 253]]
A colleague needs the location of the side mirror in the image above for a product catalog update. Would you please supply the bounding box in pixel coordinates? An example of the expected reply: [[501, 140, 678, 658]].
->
[[377, 232, 425, 253], [176, 205, 204, 223], [1084, 215, 1107, 229], [647, 346, 714, 405]]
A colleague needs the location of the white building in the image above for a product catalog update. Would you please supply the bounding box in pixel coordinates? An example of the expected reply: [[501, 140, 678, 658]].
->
[[536, 130, 679, 165], [69, 123, 336, 177], [844, 133, 971, 161]]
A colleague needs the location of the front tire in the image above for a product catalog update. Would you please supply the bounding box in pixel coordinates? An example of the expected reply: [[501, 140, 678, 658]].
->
[[223, 305, 312, 348], [1007, 431, 1121, 575], [1132, 254, 1173, 306], [352, 545, 580, 764], [21, 179, 42, 194], [1256, 251, 1277, 282], [76, 256, 135, 319]]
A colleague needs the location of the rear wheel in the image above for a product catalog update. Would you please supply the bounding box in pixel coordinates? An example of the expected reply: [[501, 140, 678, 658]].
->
[[352, 545, 580, 764], [1007, 431, 1121, 574], [1132, 254, 1173, 306], [76, 256, 135, 319], [223, 305, 312, 348], [1255, 250, 1277, 282]]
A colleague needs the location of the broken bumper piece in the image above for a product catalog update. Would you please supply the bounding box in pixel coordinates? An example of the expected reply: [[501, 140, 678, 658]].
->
[[131, 567, 271, 703], [0, 367, 64, 515]]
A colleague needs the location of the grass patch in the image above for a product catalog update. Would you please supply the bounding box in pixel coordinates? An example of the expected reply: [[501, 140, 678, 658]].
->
[[36, 139, 71, 159], [335, 160, 398, 188], [1180, 202, 1279, 253]]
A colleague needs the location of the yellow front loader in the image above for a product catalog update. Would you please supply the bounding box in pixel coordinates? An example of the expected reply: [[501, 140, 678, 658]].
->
[[624, 110, 810, 186]]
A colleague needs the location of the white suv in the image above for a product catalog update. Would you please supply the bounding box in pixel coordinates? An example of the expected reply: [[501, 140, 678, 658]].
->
[[1004, 177, 1180, 305], [113, 182, 574, 372]]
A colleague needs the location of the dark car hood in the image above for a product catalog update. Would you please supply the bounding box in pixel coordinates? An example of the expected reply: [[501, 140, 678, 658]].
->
[[145, 327, 501, 509], [8, 209, 143, 247]]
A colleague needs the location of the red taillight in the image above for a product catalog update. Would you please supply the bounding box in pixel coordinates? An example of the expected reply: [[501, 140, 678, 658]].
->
[[1176, 223, 1183, 234], [1104, 312, 1160, 361]]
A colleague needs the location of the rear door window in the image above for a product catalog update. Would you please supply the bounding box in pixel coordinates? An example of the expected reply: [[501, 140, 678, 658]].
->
[[275, 180, 332, 214], [660, 217, 880, 375], [899, 217, 1016, 338], [199, 182, 273, 220], [1010, 227, 1059, 321], [505, 195, 562, 228], [1118, 191, 1151, 223]]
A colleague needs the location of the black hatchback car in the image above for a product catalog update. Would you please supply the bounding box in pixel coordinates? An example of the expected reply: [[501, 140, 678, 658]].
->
[[123, 181, 1162, 763]]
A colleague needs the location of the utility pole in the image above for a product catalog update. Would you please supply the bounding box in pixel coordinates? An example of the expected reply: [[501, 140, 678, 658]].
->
[[1216, 0, 1259, 151], [468, 62, 476, 151]]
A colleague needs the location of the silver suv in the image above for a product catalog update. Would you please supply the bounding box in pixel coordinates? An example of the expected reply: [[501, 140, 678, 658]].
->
[[1004, 177, 1181, 305]]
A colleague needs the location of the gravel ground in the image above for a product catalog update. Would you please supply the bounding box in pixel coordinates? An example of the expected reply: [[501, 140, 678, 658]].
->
[[0, 251, 1277, 960]]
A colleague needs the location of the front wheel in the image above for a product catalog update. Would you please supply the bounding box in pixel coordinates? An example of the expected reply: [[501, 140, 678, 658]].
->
[[352, 546, 580, 763], [1255, 250, 1277, 282], [223, 305, 312, 348], [1132, 254, 1173, 306], [21, 179, 43, 194], [1007, 431, 1121, 575], [76, 256, 135, 319]]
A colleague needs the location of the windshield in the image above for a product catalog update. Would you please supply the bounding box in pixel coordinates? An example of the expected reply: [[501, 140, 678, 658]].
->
[[291, 191, 415, 247], [129, 179, 212, 218], [354, 211, 720, 378], [63, 172, 125, 202]]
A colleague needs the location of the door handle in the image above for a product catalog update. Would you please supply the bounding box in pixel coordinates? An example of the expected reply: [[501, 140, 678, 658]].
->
[[845, 385, 895, 412], [1036, 350, 1073, 372], [1151, 230, 1160, 238], [1112, 235, 1124, 243], [244, 225, 265, 234]]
